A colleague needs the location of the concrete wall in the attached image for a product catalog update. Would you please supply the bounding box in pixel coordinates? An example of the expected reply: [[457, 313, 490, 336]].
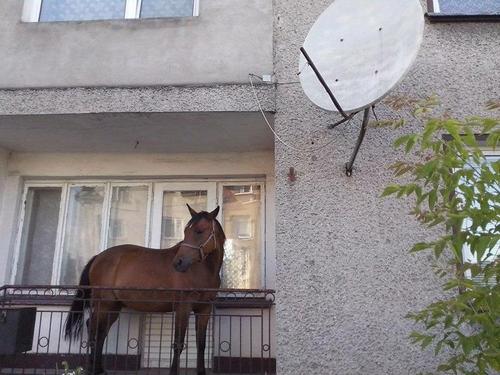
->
[[0, 0, 273, 88], [273, 1, 500, 374]]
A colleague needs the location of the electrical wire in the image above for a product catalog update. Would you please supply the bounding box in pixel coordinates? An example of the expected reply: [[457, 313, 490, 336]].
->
[[249, 74, 353, 154]]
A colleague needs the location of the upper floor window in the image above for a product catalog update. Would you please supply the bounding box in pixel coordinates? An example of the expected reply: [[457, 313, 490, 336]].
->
[[22, 0, 200, 22], [427, 0, 500, 21]]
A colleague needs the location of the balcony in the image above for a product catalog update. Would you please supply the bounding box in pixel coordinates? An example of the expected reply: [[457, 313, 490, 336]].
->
[[0, 285, 276, 374]]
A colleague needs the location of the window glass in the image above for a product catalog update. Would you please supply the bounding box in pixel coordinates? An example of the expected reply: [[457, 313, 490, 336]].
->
[[107, 186, 149, 248], [161, 191, 207, 248], [16, 188, 61, 284], [434, 0, 500, 15], [140, 0, 195, 18], [222, 185, 262, 289], [60, 186, 105, 285], [39, 0, 127, 22]]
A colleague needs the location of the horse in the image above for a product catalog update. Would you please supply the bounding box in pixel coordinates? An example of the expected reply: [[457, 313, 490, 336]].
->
[[64, 205, 225, 375]]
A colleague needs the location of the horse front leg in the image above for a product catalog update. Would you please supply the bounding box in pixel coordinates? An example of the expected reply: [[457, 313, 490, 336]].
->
[[170, 306, 191, 375], [195, 305, 212, 375]]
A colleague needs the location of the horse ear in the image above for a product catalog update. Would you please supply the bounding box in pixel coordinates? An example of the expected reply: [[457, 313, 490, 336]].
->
[[186, 204, 198, 218], [209, 206, 220, 219]]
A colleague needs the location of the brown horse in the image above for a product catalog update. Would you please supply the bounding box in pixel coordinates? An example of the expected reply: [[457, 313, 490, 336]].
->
[[64, 205, 225, 375]]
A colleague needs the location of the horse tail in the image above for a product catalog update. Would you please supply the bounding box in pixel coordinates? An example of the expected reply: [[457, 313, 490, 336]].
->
[[64, 255, 96, 340]]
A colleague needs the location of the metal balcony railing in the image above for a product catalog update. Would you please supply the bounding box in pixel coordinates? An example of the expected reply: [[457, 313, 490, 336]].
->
[[0, 285, 275, 375]]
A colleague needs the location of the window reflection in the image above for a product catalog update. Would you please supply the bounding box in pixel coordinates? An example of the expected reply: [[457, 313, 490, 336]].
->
[[222, 185, 262, 289], [140, 0, 195, 18], [39, 0, 126, 22]]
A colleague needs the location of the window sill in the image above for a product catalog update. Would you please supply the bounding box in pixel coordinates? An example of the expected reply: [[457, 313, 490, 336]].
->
[[21, 16, 199, 25], [426, 12, 500, 22]]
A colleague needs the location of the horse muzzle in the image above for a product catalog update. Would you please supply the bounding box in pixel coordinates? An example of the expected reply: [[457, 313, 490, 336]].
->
[[173, 257, 192, 273]]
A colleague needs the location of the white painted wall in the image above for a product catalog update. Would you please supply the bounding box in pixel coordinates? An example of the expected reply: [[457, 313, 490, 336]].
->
[[0, 151, 276, 288]]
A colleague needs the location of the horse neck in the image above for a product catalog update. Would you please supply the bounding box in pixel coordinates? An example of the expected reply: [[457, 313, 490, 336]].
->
[[209, 241, 224, 274], [205, 222, 225, 275]]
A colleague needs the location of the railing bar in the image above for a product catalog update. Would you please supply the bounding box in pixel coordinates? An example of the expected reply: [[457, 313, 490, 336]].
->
[[261, 307, 264, 375], [158, 313, 164, 369], [46, 311, 53, 375], [184, 313, 189, 375], [114, 309, 121, 371], [147, 313, 152, 373], [137, 312, 145, 373], [268, 308, 272, 373], [239, 315, 243, 374], [217, 314, 221, 373], [35, 310, 42, 354], [229, 315, 232, 374], [250, 316, 253, 374], [125, 311, 131, 372], [0, 284, 276, 294], [56, 311, 63, 357]]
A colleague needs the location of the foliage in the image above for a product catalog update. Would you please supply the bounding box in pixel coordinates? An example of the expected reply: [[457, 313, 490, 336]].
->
[[381, 98, 500, 375], [58, 361, 84, 375]]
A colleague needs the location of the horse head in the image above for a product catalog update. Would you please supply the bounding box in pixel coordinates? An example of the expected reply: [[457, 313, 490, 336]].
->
[[173, 204, 224, 272]]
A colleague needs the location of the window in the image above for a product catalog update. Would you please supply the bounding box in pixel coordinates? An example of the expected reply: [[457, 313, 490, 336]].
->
[[13, 180, 266, 289], [461, 154, 499, 282], [221, 185, 263, 289], [22, 0, 200, 22], [15, 187, 62, 284], [427, 0, 500, 21]]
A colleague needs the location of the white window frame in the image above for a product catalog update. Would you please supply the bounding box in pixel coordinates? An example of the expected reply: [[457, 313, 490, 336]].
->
[[150, 182, 217, 249], [427, 0, 500, 16], [22, 0, 200, 23], [11, 182, 67, 285], [11, 178, 267, 288]]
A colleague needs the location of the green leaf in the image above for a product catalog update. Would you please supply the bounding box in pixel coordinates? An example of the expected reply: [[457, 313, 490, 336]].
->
[[411, 242, 432, 253], [381, 185, 400, 197]]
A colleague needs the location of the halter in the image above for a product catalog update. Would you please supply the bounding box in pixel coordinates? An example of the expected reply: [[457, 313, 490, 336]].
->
[[180, 219, 217, 261]]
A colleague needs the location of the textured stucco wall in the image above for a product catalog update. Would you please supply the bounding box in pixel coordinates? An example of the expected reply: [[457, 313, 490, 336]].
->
[[273, 1, 499, 374], [0, 0, 273, 88]]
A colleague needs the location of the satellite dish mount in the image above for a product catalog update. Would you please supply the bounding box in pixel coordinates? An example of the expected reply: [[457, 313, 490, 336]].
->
[[300, 47, 371, 177], [298, 0, 424, 177]]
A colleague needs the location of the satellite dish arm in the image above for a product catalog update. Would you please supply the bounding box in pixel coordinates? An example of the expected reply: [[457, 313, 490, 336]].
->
[[345, 107, 370, 177], [300, 47, 350, 119]]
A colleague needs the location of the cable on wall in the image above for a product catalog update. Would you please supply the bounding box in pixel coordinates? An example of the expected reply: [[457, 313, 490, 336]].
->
[[249, 73, 354, 154]]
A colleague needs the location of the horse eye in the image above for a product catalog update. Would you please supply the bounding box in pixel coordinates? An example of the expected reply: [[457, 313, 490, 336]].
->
[[195, 229, 204, 234]]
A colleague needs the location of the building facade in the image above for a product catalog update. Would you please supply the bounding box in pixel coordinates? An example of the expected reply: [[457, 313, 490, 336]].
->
[[0, 0, 498, 373]]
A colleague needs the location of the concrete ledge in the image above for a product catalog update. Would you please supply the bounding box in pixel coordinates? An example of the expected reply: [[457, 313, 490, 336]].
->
[[0, 84, 276, 115]]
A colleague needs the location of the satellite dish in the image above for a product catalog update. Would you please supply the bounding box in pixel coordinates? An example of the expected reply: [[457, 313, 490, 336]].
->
[[298, 0, 424, 175], [299, 0, 424, 113]]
